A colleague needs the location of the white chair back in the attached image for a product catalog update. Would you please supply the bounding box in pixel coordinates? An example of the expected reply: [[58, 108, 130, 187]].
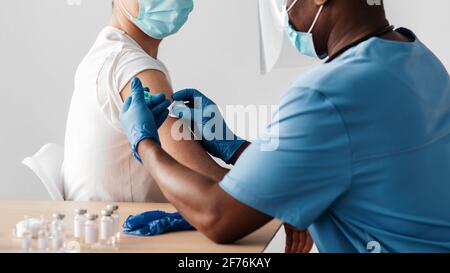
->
[[22, 143, 64, 201]]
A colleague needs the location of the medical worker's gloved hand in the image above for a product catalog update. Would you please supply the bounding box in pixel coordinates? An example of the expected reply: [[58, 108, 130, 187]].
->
[[120, 77, 170, 163], [123, 210, 195, 236], [143, 89, 170, 129], [172, 89, 246, 163]]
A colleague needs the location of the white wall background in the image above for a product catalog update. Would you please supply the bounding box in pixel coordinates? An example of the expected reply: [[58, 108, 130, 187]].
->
[[0, 0, 449, 201]]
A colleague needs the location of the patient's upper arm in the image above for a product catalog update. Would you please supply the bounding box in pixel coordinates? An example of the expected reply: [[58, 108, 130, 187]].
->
[[119, 69, 175, 152], [120, 69, 172, 102], [119, 69, 228, 181]]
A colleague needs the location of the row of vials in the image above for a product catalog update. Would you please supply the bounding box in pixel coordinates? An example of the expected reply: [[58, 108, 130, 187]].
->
[[14, 204, 121, 253]]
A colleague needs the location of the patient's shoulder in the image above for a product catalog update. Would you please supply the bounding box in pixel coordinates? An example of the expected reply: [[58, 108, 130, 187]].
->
[[94, 26, 170, 80], [92, 27, 173, 100]]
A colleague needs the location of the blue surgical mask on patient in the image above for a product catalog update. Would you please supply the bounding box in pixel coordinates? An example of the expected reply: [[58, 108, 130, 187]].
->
[[119, 0, 194, 39], [284, 0, 327, 59]]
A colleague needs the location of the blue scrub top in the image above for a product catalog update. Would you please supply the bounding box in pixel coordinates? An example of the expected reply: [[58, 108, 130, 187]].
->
[[220, 28, 450, 253]]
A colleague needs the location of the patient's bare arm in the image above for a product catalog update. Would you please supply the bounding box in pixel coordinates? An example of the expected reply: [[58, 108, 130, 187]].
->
[[120, 69, 228, 182]]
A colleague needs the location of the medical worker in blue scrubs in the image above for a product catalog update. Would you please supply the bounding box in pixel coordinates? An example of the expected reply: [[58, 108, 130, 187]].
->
[[119, 0, 450, 252]]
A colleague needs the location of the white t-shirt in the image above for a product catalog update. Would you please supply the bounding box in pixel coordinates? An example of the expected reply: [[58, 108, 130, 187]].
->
[[63, 26, 170, 202]]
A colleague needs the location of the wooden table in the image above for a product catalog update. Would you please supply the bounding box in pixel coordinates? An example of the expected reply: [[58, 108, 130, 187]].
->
[[0, 201, 281, 253]]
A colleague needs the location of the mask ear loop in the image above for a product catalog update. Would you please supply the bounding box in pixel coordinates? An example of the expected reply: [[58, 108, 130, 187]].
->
[[308, 5, 324, 33], [118, 0, 135, 21], [287, 0, 300, 13]]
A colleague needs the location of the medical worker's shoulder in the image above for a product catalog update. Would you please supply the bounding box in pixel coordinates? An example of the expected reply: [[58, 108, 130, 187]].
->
[[281, 64, 343, 109], [278, 76, 347, 136], [289, 54, 388, 103], [277, 59, 374, 128]]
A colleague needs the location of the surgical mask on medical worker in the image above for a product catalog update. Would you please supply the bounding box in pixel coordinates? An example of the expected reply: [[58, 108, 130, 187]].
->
[[119, 0, 194, 39], [284, 0, 327, 59]]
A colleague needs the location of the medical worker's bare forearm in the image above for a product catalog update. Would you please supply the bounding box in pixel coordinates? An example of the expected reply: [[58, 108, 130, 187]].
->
[[138, 140, 273, 243], [159, 118, 228, 182], [138, 140, 225, 236]]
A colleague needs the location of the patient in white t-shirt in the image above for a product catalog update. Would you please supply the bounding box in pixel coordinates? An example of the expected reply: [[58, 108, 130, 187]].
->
[[63, 0, 227, 202]]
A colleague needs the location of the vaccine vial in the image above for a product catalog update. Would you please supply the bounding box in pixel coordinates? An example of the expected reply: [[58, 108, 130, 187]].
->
[[50, 213, 65, 236], [21, 230, 32, 252], [100, 209, 114, 245], [50, 213, 65, 251], [106, 204, 120, 241], [84, 214, 99, 246], [51, 230, 64, 251], [37, 228, 48, 252], [73, 208, 87, 241]]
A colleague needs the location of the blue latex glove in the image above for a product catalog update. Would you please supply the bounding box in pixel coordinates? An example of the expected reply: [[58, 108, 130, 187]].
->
[[123, 210, 195, 236], [172, 89, 246, 163], [120, 77, 170, 163], [143, 89, 168, 129]]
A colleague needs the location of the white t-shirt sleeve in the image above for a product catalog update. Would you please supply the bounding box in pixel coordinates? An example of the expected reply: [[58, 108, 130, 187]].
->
[[97, 48, 171, 131], [114, 49, 171, 92]]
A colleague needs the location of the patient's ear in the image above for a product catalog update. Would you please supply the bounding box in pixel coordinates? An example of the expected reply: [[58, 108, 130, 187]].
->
[[119, 0, 140, 18]]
